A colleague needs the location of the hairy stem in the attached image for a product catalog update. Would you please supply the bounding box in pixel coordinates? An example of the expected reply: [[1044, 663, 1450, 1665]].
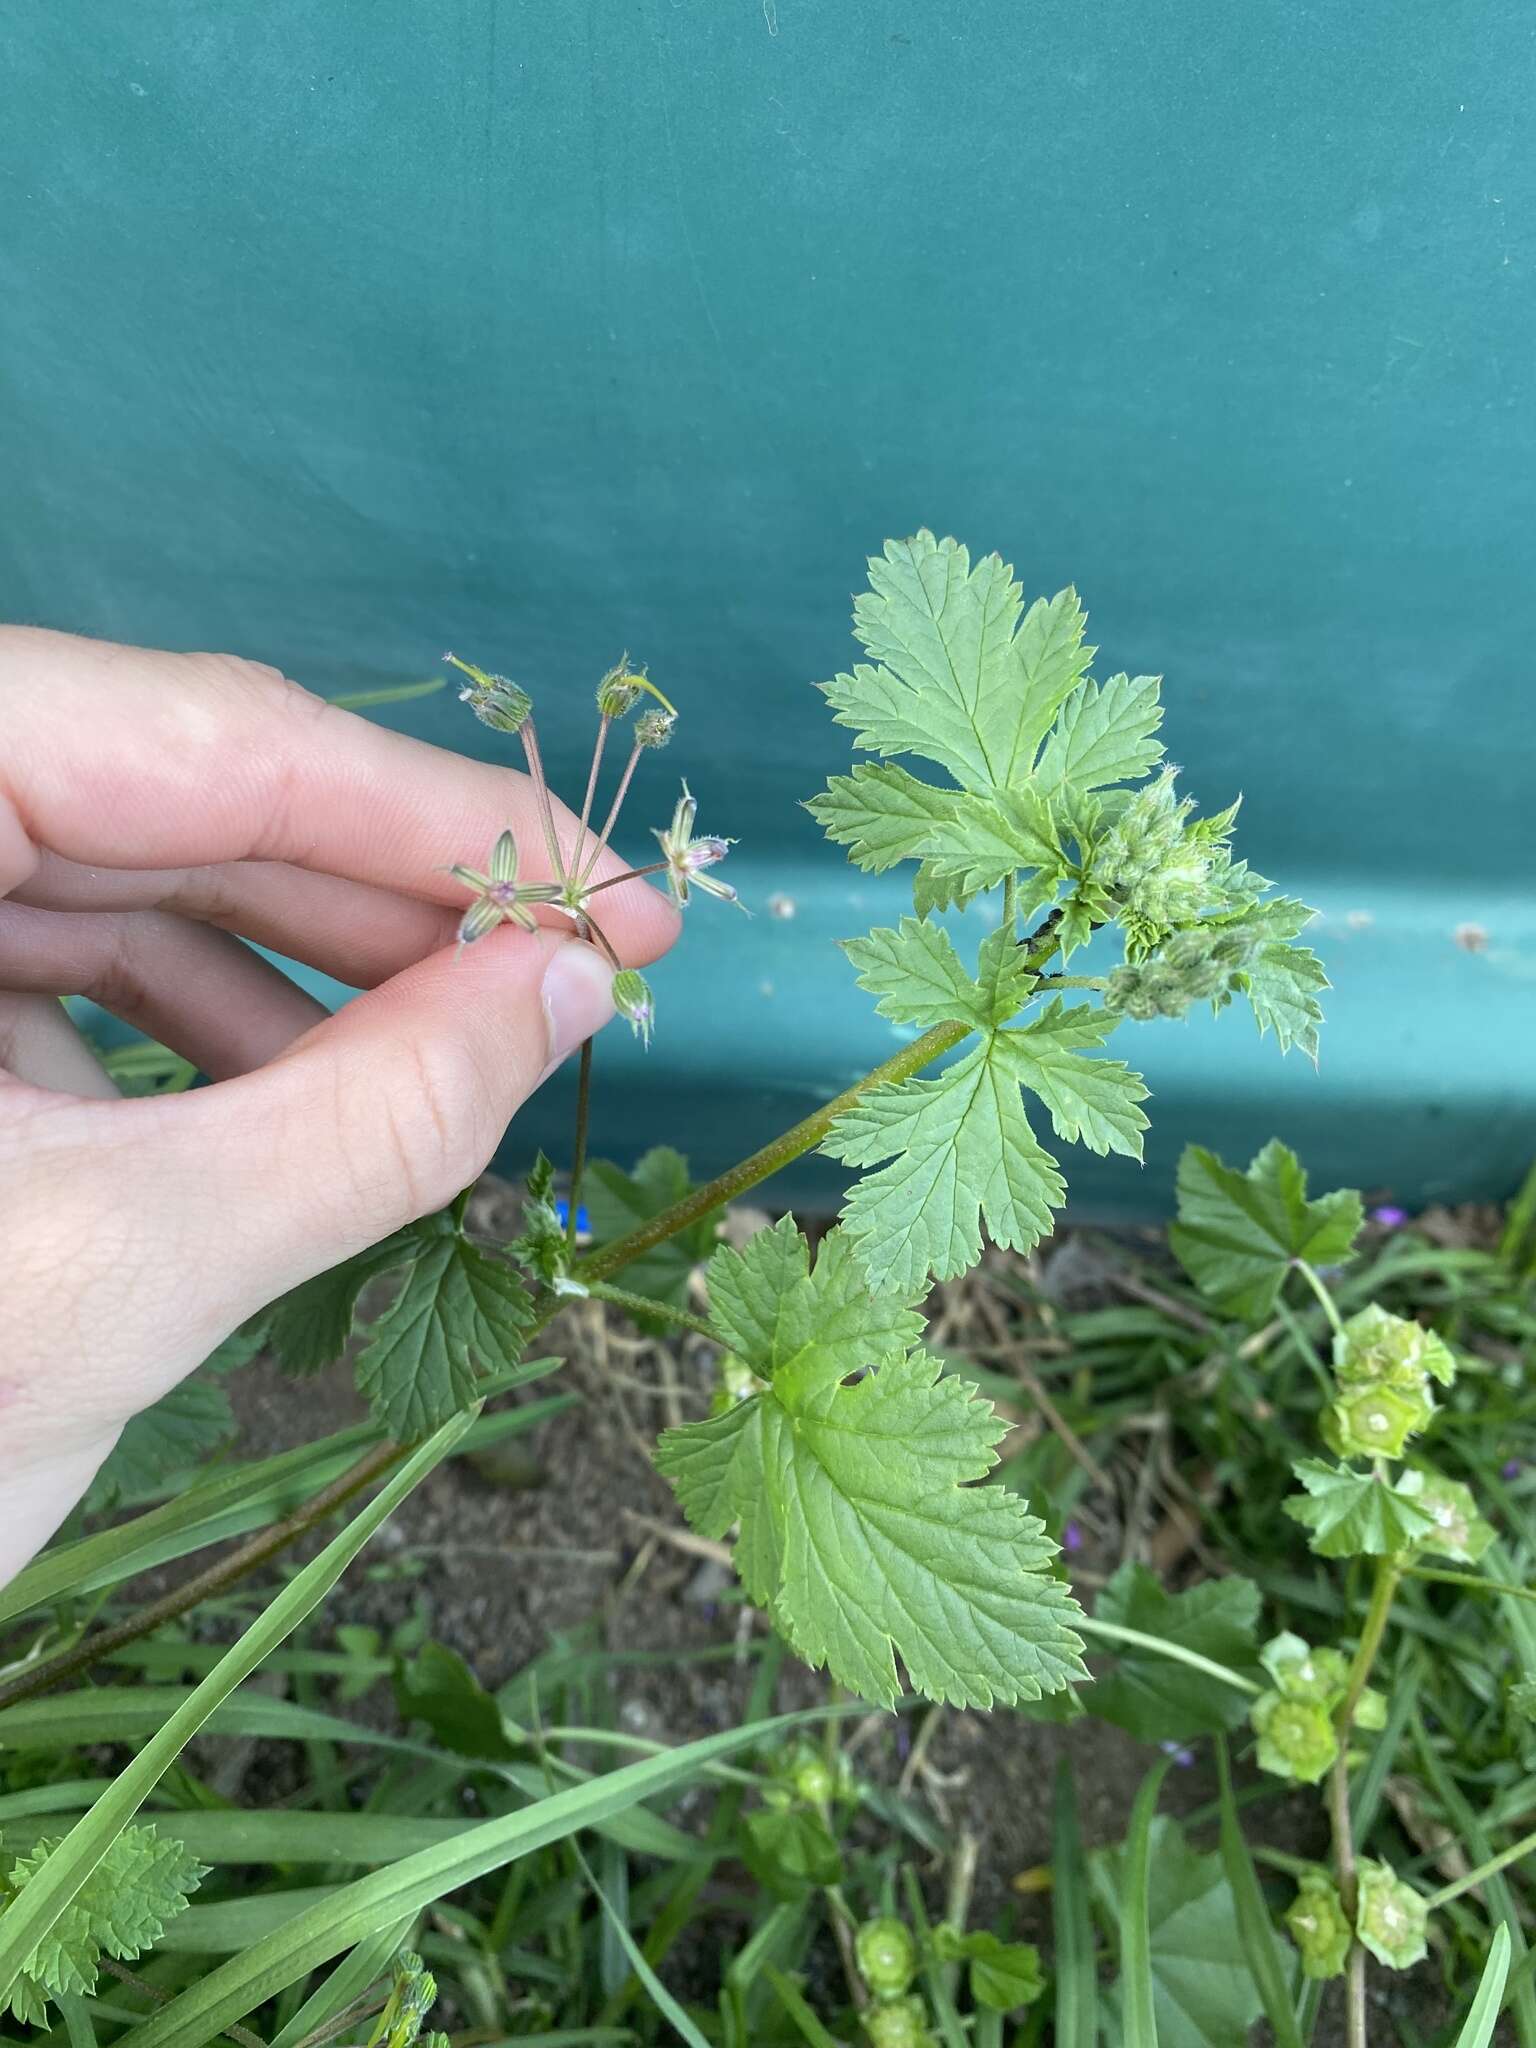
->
[[1330, 1557, 1402, 2048], [518, 719, 568, 886], [99, 1960, 267, 2048], [566, 1039, 594, 1252], [580, 859, 667, 899], [576, 714, 611, 856], [575, 1018, 970, 1284], [0, 1442, 405, 1708], [1293, 1257, 1346, 1339], [577, 912, 1067, 1287], [1402, 1562, 1536, 1604], [583, 1283, 717, 1341], [580, 741, 644, 883]]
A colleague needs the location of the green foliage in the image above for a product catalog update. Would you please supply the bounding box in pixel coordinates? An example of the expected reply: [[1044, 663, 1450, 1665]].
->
[[811, 533, 1325, 1293], [584, 1147, 723, 1332], [656, 1221, 1088, 1707], [264, 1211, 534, 1436], [1169, 1139, 1363, 1318], [0, 1823, 204, 2024], [84, 1376, 235, 1512], [1089, 1565, 1261, 1740], [932, 1925, 1045, 2010], [1094, 1818, 1264, 2048], [1282, 1459, 1438, 1558]]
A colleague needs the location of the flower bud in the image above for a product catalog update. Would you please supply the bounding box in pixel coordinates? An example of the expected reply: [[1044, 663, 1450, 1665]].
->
[[635, 708, 676, 749], [1250, 1690, 1338, 1783], [611, 968, 655, 1049], [597, 659, 645, 719], [1322, 1381, 1433, 1460], [864, 1993, 935, 2048], [1258, 1632, 1349, 1707], [1395, 1467, 1494, 1563], [444, 653, 532, 733], [856, 1917, 917, 1999], [1334, 1302, 1456, 1391], [1353, 1859, 1428, 1969], [791, 1753, 836, 1806], [1285, 1873, 1352, 1979]]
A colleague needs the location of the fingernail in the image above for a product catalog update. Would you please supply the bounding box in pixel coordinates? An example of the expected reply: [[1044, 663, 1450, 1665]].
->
[[540, 941, 616, 1074]]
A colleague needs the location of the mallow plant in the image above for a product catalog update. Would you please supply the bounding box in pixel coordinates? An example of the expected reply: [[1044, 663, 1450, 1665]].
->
[[0, 531, 1332, 2033]]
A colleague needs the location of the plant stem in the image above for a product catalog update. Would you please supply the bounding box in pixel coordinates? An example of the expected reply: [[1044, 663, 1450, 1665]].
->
[[518, 719, 568, 886], [1293, 1258, 1346, 1339], [576, 714, 611, 855], [1076, 1617, 1261, 1695], [0, 1442, 405, 1708], [577, 912, 1067, 1287], [575, 1018, 970, 1283], [1329, 1557, 1402, 2048], [580, 740, 644, 883], [580, 859, 667, 899], [566, 1039, 594, 1252], [585, 1283, 716, 1342], [1402, 1563, 1536, 1605], [580, 908, 623, 971], [1426, 1822, 1536, 1910], [100, 1953, 269, 2048], [1002, 873, 1018, 939], [1034, 974, 1108, 992]]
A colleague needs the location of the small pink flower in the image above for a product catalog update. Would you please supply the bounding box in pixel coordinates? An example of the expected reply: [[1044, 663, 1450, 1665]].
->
[[653, 783, 745, 910]]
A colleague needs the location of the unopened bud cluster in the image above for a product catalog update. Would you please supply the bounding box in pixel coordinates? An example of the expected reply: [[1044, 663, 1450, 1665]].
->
[[854, 1917, 933, 2048], [1096, 771, 1238, 933], [1284, 1858, 1430, 1979], [1103, 924, 1257, 1021], [1249, 1630, 1384, 1785], [1323, 1303, 1456, 1461]]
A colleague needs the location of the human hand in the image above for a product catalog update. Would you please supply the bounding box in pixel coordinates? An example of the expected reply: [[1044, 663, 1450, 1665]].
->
[[0, 630, 678, 1580]]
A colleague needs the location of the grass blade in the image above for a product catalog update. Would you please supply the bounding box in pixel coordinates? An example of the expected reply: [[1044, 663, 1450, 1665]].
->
[[574, 1844, 710, 2048], [0, 1413, 474, 2016], [1455, 1926, 1512, 2048], [1051, 1758, 1097, 2048], [764, 1965, 842, 2048], [1215, 1737, 1303, 2048], [116, 1708, 821, 2048], [1120, 1760, 1170, 2048]]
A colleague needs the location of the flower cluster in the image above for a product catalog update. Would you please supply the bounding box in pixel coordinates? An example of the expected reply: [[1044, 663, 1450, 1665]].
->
[[441, 650, 741, 1048], [1323, 1303, 1456, 1460], [1248, 1630, 1384, 1785], [1282, 1836, 1431, 1979]]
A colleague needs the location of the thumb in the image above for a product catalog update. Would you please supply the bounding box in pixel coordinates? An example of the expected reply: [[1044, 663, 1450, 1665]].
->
[[172, 925, 617, 1307]]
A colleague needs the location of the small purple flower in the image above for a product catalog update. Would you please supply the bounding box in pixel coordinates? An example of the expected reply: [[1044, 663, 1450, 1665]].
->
[[1503, 1459, 1523, 1481], [1370, 1204, 1410, 1229], [1159, 1740, 1196, 1768], [895, 1723, 912, 1762], [1063, 1520, 1084, 1554]]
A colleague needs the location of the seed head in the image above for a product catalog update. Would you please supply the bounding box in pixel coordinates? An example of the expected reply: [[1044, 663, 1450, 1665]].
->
[[444, 653, 532, 733], [596, 657, 645, 719], [635, 707, 676, 749]]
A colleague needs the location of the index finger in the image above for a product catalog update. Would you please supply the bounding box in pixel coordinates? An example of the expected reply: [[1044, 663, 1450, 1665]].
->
[[0, 629, 680, 959]]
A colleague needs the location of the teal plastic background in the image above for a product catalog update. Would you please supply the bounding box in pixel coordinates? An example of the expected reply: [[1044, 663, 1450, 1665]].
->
[[6, 4, 1533, 1212]]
